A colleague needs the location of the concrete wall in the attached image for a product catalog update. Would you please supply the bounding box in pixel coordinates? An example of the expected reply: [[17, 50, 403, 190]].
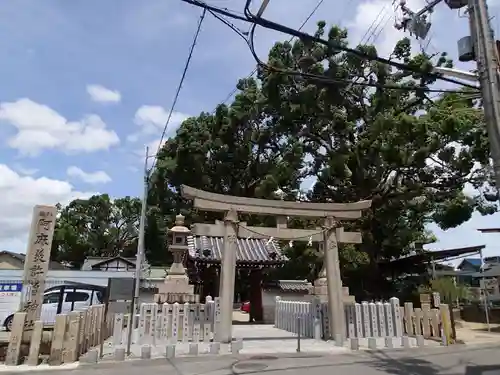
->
[[262, 290, 310, 324], [0, 258, 22, 270], [0, 269, 135, 284], [461, 305, 500, 323]]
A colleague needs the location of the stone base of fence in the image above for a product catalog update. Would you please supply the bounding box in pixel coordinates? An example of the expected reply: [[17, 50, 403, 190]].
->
[[4, 304, 109, 367], [103, 341, 237, 359]]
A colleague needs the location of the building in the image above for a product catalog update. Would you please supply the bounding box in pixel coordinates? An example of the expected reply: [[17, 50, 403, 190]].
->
[[185, 235, 287, 322], [457, 258, 482, 286], [81, 256, 137, 272], [0, 250, 67, 270], [79, 235, 287, 322]]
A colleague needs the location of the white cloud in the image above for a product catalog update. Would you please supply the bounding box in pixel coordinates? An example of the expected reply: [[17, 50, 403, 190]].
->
[[13, 164, 38, 176], [0, 98, 120, 156], [128, 105, 189, 159], [133, 105, 189, 136], [0, 164, 96, 252], [86, 84, 121, 103], [347, 0, 425, 57], [67, 166, 112, 185]]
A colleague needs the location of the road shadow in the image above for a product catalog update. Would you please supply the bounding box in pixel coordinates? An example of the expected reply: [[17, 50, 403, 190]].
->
[[365, 350, 464, 375], [471, 326, 500, 334], [464, 365, 500, 375]]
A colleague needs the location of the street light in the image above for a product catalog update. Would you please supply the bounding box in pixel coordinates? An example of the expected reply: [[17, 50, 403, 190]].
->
[[477, 227, 500, 233], [432, 66, 479, 85]]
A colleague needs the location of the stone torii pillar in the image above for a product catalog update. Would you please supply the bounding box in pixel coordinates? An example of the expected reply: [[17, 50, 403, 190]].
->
[[322, 217, 345, 340], [218, 209, 238, 343]]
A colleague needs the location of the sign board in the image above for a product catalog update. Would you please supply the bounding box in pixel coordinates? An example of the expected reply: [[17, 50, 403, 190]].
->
[[20, 205, 57, 331], [108, 278, 134, 301], [419, 293, 431, 305], [107, 301, 131, 314], [0, 283, 22, 327], [432, 292, 441, 307], [480, 278, 498, 290]]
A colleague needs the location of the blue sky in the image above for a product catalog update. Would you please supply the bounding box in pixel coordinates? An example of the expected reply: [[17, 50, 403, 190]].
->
[[0, 0, 499, 264]]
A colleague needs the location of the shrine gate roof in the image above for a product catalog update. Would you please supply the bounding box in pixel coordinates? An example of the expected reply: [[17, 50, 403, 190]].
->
[[187, 235, 287, 266]]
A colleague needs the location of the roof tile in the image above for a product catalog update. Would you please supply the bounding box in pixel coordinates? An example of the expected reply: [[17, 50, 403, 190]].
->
[[187, 235, 287, 264]]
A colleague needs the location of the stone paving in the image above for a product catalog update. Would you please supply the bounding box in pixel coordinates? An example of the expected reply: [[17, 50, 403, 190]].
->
[[100, 324, 442, 361]]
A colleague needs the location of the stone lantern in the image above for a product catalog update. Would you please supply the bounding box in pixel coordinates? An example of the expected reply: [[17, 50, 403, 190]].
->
[[312, 243, 355, 304], [155, 214, 199, 303]]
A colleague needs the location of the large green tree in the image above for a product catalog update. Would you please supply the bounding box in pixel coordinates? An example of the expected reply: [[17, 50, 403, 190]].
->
[[51, 195, 142, 268], [150, 22, 496, 298]]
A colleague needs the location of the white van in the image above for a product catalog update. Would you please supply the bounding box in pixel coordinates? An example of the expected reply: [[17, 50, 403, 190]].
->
[[3, 283, 106, 331]]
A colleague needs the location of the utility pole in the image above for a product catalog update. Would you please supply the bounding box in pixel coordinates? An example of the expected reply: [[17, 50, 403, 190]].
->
[[394, 0, 500, 194], [469, 0, 500, 191], [397, 0, 498, 331], [131, 146, 149, 342]]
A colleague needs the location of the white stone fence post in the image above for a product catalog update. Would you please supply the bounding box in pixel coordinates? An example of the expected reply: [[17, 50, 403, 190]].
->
[[111, 296, 217, 347], [274, 296, 406, 341]]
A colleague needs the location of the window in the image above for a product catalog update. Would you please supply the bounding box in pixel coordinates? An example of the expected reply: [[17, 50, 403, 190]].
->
[[43, 293, 61, 304], [95, 291, 104, 304], [65, 291, 90, 303]]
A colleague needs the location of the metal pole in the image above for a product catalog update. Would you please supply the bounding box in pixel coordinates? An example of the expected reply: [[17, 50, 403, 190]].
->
[[296, 316, 301, 353], [130, 146, 149, 345], [479, 249, 491, 331], [256, 0, 271, 17], [469, 0, 500, 191]]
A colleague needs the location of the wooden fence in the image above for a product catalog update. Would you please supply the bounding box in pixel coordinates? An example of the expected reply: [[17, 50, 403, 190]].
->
[[112, 297, 217, 346], [275, 297, 452, 342], [5, 304, 110, 366]]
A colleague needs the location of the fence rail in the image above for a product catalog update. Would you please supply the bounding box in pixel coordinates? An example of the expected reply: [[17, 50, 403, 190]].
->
[[275, 297, 452, 342]]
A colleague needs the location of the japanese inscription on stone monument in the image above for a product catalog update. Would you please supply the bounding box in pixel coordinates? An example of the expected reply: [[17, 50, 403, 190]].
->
[[20, 205, 57, 330]]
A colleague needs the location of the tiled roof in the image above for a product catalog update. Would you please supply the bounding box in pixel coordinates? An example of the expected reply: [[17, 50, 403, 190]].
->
[[277, 280, 312, 293], [187, 235, 286, 264], [263, 280, 312, 293], [0, 250, 68, 270]]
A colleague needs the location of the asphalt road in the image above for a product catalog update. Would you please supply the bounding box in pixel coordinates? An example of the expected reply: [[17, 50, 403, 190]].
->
[[5, 343, 500, 375]]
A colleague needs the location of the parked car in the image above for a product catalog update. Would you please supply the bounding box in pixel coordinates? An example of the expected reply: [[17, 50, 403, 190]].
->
[[3, 283, 106, 331], [240, 301, 250, 313]]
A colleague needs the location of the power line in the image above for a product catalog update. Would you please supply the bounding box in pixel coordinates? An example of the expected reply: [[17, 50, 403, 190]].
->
[[150, 9, 207, 170], [358, 4, 388, 46], [211, 0, 325, 111], [246, 22, 469, 94], [181, 0, 479, 90]]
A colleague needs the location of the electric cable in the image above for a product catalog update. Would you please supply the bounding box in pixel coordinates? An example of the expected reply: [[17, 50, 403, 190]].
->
[[150, 9, 206, 171], [246, 22, 472, 94], [242, 0, 478, 88], [370, 2, 399, 47], [358, 3, 390, 46], [208, 0, 326, 111], [180, 0, 479, 90]]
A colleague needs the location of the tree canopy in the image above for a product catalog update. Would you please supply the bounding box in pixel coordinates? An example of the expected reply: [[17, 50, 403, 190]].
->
[[151, 22, 496, 298], [51, 194, 141, 268], [49, 22, 496, 298]]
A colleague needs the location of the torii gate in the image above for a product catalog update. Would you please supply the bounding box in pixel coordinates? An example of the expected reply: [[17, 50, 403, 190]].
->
[[181, 185, 372, 343]]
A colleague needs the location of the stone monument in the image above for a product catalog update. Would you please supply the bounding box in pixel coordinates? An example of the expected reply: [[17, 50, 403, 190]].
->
[[154, 214, 199, 304]]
